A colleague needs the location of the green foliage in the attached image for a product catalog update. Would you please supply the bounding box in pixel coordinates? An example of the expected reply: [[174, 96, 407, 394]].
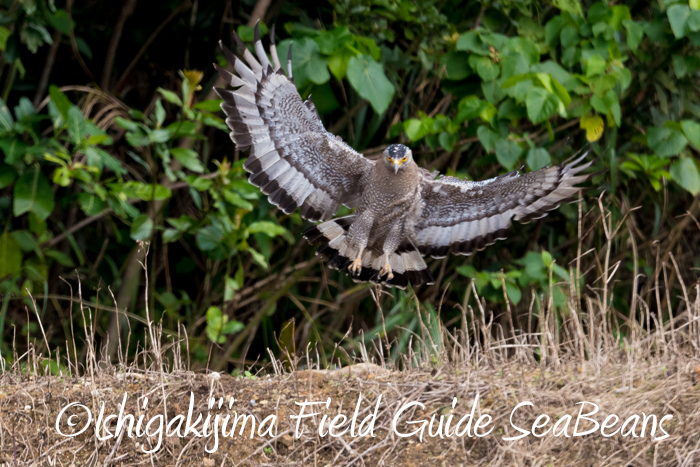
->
[[206, 306, 244, 344], [2, 0, 700, 371], [277, 23, 395, 114], [458, 250, 570, 310]]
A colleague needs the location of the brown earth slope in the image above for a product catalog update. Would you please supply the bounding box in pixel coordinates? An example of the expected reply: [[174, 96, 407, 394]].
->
[[1, 359, 698, 466]]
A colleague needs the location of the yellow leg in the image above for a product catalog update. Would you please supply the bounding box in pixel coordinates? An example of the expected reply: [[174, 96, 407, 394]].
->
[[348, 248, 364, 275], [378, 253, 394, 280]]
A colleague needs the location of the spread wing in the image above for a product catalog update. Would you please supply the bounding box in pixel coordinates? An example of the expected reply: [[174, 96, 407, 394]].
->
[[414, 154, 595, 258], [214, 24, 374, 222]]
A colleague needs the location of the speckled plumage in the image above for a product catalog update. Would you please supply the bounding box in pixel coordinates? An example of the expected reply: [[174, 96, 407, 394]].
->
[[215, 24, 595, 289]]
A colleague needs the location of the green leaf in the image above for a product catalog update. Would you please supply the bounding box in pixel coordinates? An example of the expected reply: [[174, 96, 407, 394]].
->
[[610, 5, 631, 30], [346, 55, 395, 114], [223, 190, 253, 210], [440, 51, 471, 80], [13, 166, 54, 220], [237, 22, 268, 42], [47, 9, 73, 34], [590, 90, 621, 125], [163, 229, 181, 243], [477, 125, 499, 152], [155, 99, 165, 126], [197, 225, 224, 251], [315, 26, 353, 55], [185, 176, 211, 192], [221, 319, 244, 334], [125, 132, 151, 147], [502, 37, 540, 66], [673, 55, 688, 78], [623, 20, 644, 51], [551, 79, 571, 108], [170, 147, 204, 173], [194, 99, 223, 112], [278, 37, 330, 90], [48, 86, 71, 123], [110, 181, 172, 201], [551, 0, 583, 16], [585, 55, 606, 77], [560, 26, 579, 49], [495, 139, 522, 170], [205, 306, 226, 344], [67, 106, 87, 145], [48, 101, 66, 130], [0, 26, 9, 51], [404, 118, 429, 141], [668, 4, 690, 39], [86, 147, 126, 175], [308, 82, 339, 115], [670, 157, 700, 194], [158, 87, 183, 106], [545, 17, 564, 45], [505, 282, 522, 305], [681, 120, 700, 150], [46, 250, 74, 267], [456, 96, 487, 123], [0, 232, 22, 277], [248, 221, 288, 238], [468, 55, 500, 81], [542, 250, 553, 268], [689, 10, 700, 31], [0, 164, 17, 188], [480, 103, 498, 122], [167, 216, 195, 231], [498, 98, 526, 121], [456, 264, 477, 278], [439, 132, 459, 152], [0, 138, 29, 165], [130, 214, 154, 241], [247, 247, 269, 269], [77, 193, 104, 216], [525, 87, 559, 123], [500, 54, 529, 80], [0, 99, 14, 134], [527, 148, 551, 170], [456, 31, 490, 55], [328, 46, 355, 80], [224, 276, 240, 301], [647, 127, 688, 157], [353, 35, 380, 61], [148, 129, 170, 143], [114, 117, 139, 132], [74, 37, 92, 59]]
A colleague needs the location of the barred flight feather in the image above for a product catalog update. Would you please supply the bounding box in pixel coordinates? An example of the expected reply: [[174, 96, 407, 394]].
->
[[415, 153, 596, 258]]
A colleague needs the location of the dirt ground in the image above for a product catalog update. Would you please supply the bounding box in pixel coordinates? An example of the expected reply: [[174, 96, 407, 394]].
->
[[1, 357, 699, 466]]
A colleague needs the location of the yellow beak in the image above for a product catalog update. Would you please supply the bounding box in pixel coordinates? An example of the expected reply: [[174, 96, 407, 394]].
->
[[393, 160, 402, 173]]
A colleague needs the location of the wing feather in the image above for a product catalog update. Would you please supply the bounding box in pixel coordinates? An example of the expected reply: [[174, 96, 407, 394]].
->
[[215, 24, 374, 221], [415, 154, 595, 258]]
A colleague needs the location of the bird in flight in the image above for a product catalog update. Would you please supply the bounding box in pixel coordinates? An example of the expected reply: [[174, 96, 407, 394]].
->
[[214, 24, 595, 289]]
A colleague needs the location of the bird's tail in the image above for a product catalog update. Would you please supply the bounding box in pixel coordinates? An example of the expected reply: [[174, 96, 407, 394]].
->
[[303, 218, 434, 290]]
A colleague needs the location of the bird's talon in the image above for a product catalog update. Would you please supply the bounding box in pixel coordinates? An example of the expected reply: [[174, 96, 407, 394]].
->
[[379, 263, 394, 280], [348, 258, 363, 275]]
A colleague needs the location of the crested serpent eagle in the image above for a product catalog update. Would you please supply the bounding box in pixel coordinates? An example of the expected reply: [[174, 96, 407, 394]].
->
[[214, 24, 595, 289]]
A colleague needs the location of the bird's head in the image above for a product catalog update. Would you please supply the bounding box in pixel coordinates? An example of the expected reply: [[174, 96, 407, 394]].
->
[[383, 144, 413, 174]]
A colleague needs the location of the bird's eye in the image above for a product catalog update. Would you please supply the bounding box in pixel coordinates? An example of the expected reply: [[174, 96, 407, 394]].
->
[[401, 157, 407, 162]]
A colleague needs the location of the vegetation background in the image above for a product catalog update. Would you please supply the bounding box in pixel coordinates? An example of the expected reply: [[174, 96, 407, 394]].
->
[[1, 0, 699, 373]]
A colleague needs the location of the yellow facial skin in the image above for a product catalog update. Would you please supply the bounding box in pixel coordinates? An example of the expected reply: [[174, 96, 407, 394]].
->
[[387, 156, 408, 166]]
